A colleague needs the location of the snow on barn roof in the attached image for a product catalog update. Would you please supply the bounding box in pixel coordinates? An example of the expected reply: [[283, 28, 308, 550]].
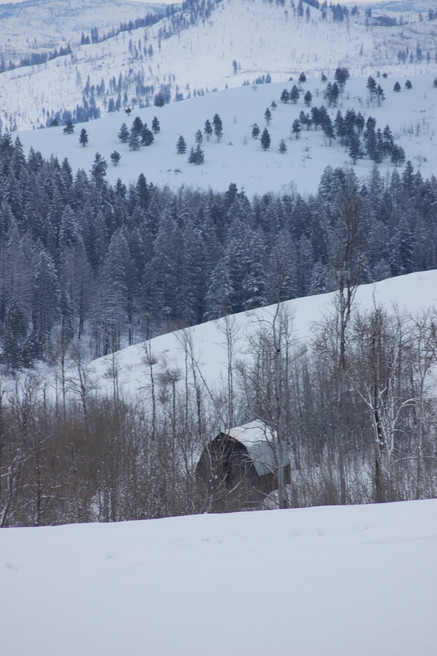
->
[[224, 420, 278, 477]]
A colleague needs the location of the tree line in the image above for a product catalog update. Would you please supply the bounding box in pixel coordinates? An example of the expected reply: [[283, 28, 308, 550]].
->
[[1, 132, 437, 368]]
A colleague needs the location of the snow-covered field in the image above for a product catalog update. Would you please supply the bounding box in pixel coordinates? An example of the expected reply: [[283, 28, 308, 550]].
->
[[1, 499, 436, 656], [16, 72, 437, 197]]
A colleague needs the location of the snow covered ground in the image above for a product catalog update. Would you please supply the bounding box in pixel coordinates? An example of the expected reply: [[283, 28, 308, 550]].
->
[[16, 72, 437, 198], [1, 499, 436, 656], [82, 269, 437, 405]]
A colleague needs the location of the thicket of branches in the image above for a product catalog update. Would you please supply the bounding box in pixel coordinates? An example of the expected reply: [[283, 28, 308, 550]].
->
[[1, 303, 436, 527]]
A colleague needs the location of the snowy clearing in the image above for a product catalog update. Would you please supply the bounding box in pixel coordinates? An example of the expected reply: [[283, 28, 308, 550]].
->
[[1, 499, 436, 656]]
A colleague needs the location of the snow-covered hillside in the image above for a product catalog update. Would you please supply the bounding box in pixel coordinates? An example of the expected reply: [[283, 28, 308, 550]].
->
[[16, 72, 437, 197], [2, 0, 437, 131], [1, 499, 436, 656], [24, 269, 436, 410]]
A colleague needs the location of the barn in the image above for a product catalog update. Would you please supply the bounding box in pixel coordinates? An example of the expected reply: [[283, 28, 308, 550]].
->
[[196, 420, 290, 511]]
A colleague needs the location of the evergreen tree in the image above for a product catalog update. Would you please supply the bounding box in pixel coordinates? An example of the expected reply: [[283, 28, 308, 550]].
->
[[151, 116, 160, 133], [3, 298, 29, 370], [391, 144, 405, 167], [334, 67, 350, 94], [129, 128, 141, 151], [79, 128, 88, 147], [204, 258, 234, 319], [393, 81, 401, 92], [304, 90, 313, 106], [32, 249, 61, 355], [292, 119, 301, 139], [118, 123, 129, 143], [204, 119, 213, 141], [176, 135, 187, 154], [251, 123, 260, 139], [348, 131, 361, 164], [91, 153, 108, 186], [280, 89, 290, 103], [376, 84, 385, 106], [367, 76, 377, 97], [212, 113, 223, 141], [195, 129, 203, 145], [63, 118, 74, 134], [141, 126, 154, 146], [278, 139, 287, 153], [110, 150, 121, 166], [324, 82, 339, 107], [290, 84, 300, 103], [260, 127, 271, 150], [153, 92, 165, 107], [132, 116, 143, 136], [322, 114, 335, 144], [264, 107, 272, 125], [188, 145, 205, 165]]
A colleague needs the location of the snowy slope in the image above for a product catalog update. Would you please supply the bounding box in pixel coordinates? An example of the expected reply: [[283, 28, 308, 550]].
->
[[16, 72, 437, 197], [60, 270, 437, 408], [1, 499, 436, 656], [3, 0, 437, 131]]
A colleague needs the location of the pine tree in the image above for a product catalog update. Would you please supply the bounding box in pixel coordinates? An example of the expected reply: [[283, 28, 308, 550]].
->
[[367, 76, 377, 97], [278, 139, 287, 153], [204, 119, 213, 141], [348, 131, 361, 164], [393, 81, 401, 92], [118, 123, 129, 143], [334, 67, 350, 94], [251, 123, 260, 139], [264, 107, 272, 125], [322, 114, 335, 144], [188, 144, 204, 165], [141, 126, 154, 146], [32, 249, 61, 356], [280, 89, 290, 103], [129, 127, 141, 151], [3, 298, 28, 370], [260, 127, 271, 150], [151, 116, 160, 133], [212, 113, 223, 141], [376, 84, 385, 107], [195, 129, 203, 145], [391, 144, 405, 167], [79, 128, 88, 147], [91, 153, 108, 184], [304, 90, 313, 106], [292, 119, 301, 139], [132, 116, 143, 136], [63, 118, 74, 134], [110, 150, 121, 166], [290, 84, 300, 103], [176, 135, 187, 154]]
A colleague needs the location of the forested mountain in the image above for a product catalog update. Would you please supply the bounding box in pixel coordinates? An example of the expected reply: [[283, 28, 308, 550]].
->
[[2, 0, 437, 131], [1, 132, 436, 367]]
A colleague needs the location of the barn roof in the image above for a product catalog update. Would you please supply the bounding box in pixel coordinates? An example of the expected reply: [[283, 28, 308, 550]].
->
[[222, 420, 278, 477]]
